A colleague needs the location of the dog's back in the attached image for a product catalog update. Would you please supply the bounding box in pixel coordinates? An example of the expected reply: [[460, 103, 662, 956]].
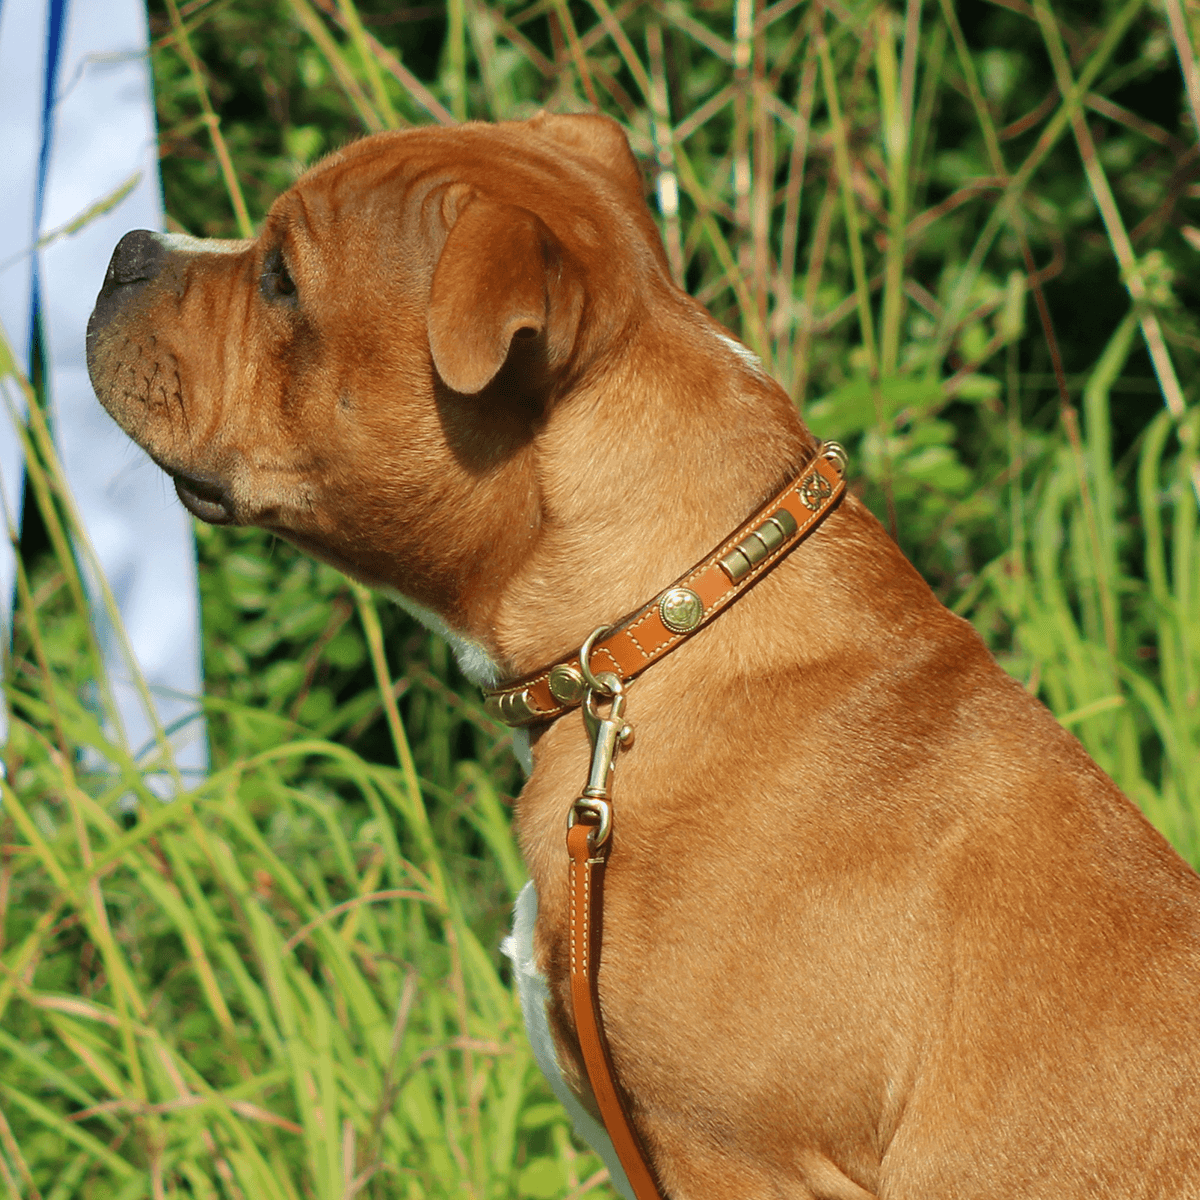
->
[[516, 485, 1200, 1197]]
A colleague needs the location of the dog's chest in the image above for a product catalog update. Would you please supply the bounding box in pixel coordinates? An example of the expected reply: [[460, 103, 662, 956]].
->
[[502, 881, 636, 1200]]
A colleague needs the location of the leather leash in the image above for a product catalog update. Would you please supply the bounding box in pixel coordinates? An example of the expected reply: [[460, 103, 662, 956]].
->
[[490, 443, 847, 1200]]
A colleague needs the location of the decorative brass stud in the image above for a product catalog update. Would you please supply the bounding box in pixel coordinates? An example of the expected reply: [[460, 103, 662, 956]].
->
[[798, 469, 834, 512], [484, 688, 538, 726], [548, 663, 587, 705], [658, 586, 705, 633], [775, 509, 799, 537], [719, 507, 799, 582]]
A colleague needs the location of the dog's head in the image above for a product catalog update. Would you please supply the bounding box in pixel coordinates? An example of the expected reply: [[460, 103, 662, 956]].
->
[[88, 112, 809, 670], [87, 115, 672, 610]]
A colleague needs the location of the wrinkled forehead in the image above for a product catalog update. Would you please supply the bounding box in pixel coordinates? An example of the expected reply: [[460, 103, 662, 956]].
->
[[266, 125, 629, 245]]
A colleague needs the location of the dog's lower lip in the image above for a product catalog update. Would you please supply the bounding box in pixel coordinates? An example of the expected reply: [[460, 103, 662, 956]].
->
[[173, 473, 234, 524]]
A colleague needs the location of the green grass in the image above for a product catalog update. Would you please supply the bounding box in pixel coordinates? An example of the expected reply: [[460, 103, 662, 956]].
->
[[2, 343, 594, 1198], [2, 0, 1199, 1194]]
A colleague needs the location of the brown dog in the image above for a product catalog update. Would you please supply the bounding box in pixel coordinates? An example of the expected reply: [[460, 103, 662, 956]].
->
[[87, 113, 1200, 1198]]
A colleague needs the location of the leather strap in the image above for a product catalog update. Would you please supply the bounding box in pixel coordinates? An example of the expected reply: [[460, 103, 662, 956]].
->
[[568, 819, 666, 1200], [484, 444, 846, 727]]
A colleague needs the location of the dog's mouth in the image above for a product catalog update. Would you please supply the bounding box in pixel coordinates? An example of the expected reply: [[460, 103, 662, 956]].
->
[[173, 471, 234, 525]]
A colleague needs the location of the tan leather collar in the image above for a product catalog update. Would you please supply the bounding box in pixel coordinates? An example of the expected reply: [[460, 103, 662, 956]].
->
[[483, 442, 847, 727]]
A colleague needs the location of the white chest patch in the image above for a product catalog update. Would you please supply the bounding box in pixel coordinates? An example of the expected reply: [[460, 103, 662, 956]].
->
[[502, 881, 636, 1200], [378, 588, 501, 687], [378, 591, 533, 771]]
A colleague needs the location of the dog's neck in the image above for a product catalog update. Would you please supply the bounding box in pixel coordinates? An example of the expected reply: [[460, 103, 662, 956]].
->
[[479, 313, 816, 681]]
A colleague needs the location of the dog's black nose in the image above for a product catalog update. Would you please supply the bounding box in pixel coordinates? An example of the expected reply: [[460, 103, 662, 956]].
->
[[101, 229, 165, 291], [88, 230, 168, 363]]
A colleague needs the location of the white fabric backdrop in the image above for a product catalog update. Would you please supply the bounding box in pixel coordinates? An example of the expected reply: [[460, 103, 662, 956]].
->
[[0, 0, 206, 787]]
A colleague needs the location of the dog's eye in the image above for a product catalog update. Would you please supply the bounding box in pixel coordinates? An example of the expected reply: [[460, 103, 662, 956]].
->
[[260, 250, 297, 303]]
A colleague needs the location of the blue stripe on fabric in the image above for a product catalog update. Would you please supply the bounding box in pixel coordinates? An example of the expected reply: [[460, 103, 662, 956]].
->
[[29, 0, 70, 359]]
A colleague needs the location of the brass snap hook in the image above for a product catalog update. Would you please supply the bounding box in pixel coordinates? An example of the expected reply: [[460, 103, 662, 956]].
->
[[582, 671, 631, 752]]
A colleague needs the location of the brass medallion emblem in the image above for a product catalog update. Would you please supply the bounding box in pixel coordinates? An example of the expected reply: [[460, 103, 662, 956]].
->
[[659, 587, 704, 634], [548, 663, 587, 705], [798, 470, 833, 511]]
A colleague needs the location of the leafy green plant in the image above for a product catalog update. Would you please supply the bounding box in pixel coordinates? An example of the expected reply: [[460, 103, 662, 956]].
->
[[2, 326, 607, 1197]]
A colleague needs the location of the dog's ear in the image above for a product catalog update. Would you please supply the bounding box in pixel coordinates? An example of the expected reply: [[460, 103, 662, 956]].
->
[[527, 112, 643, 199], [427, 195, 581, 396], [526, 111, 670, 276]]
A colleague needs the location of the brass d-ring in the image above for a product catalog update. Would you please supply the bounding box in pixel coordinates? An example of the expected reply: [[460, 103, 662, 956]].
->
[[583, 673, 624, 721], [821, 440, 848, 476], [578, 625, 616, 694]]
